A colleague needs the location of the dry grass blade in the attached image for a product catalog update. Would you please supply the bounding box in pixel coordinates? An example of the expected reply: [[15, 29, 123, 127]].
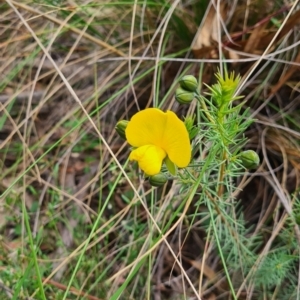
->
[[11, 1, 126, 57]]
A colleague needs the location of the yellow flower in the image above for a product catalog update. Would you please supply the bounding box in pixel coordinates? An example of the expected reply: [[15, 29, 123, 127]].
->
[[125, 108, 191, 175]]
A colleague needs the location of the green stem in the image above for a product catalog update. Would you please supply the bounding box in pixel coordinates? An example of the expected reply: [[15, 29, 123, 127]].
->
[[195, 92, 227, 198], [23, 203, 47, 300], [217, 150, 227, 198], [207, 200, 237, 300]]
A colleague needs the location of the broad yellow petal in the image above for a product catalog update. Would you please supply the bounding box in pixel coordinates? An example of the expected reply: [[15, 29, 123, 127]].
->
[[129, 145, 166, 175], [162, 111, 191, 167], [126, 108, 191, 171], [125, 108, 166, 148]]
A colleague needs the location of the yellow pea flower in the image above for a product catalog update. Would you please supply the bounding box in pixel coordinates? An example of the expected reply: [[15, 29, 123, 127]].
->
[[125, 108, 191, 175]]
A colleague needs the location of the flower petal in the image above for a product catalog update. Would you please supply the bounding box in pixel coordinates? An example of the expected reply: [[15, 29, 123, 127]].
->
[[125, 108, 166, 148], [129, 145, 166, 175], [162, 111, 191, 167], [126, 108, 191, 170]]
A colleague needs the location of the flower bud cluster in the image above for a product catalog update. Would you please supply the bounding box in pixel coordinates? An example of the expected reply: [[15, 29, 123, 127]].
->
[[175, 75, 198, 105]]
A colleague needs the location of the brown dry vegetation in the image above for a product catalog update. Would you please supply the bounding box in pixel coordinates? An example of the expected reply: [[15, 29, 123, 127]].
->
[[1, 1, 300, 299]]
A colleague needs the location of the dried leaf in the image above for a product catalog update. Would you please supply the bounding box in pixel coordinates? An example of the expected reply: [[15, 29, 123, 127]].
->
[[192, 3, 227, 57], [244, 22, 268, 54]]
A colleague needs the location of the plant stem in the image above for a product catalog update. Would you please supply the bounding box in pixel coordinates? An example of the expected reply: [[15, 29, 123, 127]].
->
[[207, 200, 237, 300]]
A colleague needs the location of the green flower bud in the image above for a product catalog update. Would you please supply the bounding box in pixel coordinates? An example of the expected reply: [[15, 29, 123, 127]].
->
[[149, 173, 168, 187], [175, 87, 195, 105], [115, 120, 129, 139], [239, 150, 260, 169], [179, 75, 198, 92]]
